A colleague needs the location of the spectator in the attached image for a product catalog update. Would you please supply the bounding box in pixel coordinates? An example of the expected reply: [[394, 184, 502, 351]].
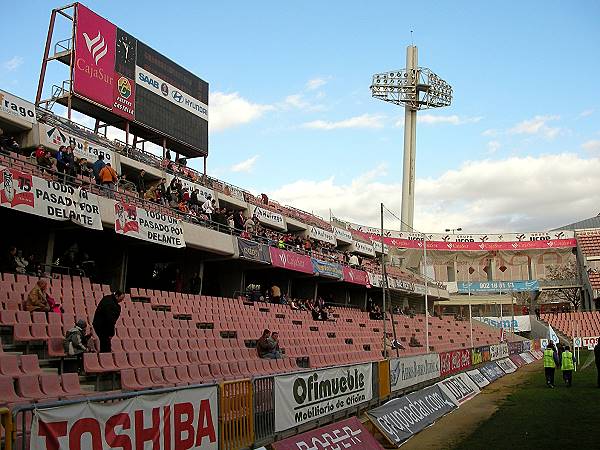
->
[[366, 297, 374, 313], [190, 273, 202, 295], [144, 185, 159, 202], [63, 146, 76, 183], [23, 278, 51, 312], [535, 308, 540, 320], [257, 329, 276, 359], [64, 319, 93, 370], [55, 145, 68, 180], [349, 254, 359, 267], [202, 197, 215, 220], [0, 128, 20, 154], [409, 334, 423, 347], [34, 145, 53, 171], [137, 169, 146, 197], [76, 157, 93, 180], [92, 290, 125, 353], [370, 305, 383, 320], [270, 284, 281, 304], [244, 216, 256, 234], [165, 150, 172, 161], [14, 249, 28, 274], [157, 178, 168, 205], [4, 246, 19, 273], [92, 154, 105, 184], [98, 163, 118, 192], [25, 253, 42, 276], [233, 211, 245, 231], [267, 331, 283, 358]]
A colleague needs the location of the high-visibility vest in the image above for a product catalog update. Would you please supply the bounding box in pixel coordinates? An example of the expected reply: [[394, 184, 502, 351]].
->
[[543, 349, 556, 368], [561, 351, 574, 371]]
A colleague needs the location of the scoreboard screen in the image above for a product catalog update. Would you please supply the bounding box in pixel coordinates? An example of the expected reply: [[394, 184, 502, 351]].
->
[[72, 3, 208, 155]]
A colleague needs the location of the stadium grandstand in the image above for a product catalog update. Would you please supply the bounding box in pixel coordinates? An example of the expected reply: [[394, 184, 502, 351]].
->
[[0, 3, 598, 450]]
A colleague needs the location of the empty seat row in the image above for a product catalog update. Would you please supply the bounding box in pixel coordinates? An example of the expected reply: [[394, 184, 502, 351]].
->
[[0, 373, 86, 406]]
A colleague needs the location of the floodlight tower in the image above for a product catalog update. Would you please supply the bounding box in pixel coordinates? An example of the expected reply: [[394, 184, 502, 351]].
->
[[371, 46, 452, 231]]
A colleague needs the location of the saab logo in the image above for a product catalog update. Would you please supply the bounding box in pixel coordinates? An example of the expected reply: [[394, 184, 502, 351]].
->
[[480, 235, 489, 242], [516, 233, 526, 241], [161, 82, 169, 96], [555, 232, 565, 239], [442, 235, 450, 242], [138, 72, 159, 89], [117, 77, 132, 99], [82, 31, 108, 65], [279, 253, 287, 265], [172, 91, 184, 103]]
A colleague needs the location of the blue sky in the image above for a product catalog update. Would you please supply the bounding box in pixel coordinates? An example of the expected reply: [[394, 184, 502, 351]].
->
[[1, 1, 600, 232]]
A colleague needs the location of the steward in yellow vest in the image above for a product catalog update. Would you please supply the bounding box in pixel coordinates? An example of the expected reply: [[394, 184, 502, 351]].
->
[[543, 344, 558, 388], [561, 346, 575, 387]]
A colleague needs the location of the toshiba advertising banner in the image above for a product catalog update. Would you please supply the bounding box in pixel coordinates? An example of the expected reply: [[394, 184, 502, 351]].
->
[[389, 353, 441, 392], [0, 166, 102, 230], [74, 4, 118, 109], [114, 202, 185, 248], [30, 385, 218, 450], [271, 417, 383, 450], [274, 364, 372, 432]]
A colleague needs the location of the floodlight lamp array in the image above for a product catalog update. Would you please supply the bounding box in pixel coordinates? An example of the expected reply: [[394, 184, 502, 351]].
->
[[370, 67, 452, 110]]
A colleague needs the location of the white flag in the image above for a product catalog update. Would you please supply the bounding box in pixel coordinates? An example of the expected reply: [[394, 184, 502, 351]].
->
[[548, 325, 559, 344]]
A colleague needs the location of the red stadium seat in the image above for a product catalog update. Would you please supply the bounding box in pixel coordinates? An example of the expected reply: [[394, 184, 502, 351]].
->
[[0, 355, 24, 377], [134, 368, 153, 389], [175, 366, 193, 384], [0, 376, 27, 406], [20, 355, 42, 375], [16, 375, 47, 401], [120, 369, 143, 391], [163, 367, 180, 385], [149, 367, 170, 387], [40, 374, 68, 399], [113, 352, 132, 370]]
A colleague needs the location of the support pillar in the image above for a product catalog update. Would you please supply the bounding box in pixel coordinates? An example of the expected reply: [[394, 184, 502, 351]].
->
[[199, 261, 205, 295], [400, 45, 418, 231], [118, 249, 128, 292], [125, 121, 130, 147], [44, 231, 55, 268]]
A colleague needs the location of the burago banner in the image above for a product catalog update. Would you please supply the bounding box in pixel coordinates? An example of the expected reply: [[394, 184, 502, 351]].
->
[[389, 354, 440, 392], [342, 266, 369, 286], [274, 364, 372, 432], [466, 369, 490, 388], [519, 352, 536, 364], [439, 349, 471, 377], [309, 226, 336, 245], [42, 123, 120, 170], [253, 205, 286, 230], [474, 315, 532, 332], [114, 202, 185, 248], [311, 258, 343, 279], [269, 247, 313, 274], [73, 4, 117, 109], [0, 89, 37, 126], [30, 385, 218, 449], [437, 372, 480, 406], [497, 358, 518, 374], [489, 342, 509, 361], [352, 240, 375, 257], [271, 417, 383, 450], [479, 362, 505, 382], [471, 346, 491, 366], [0, 167, 102, 230], [367, 384, 456, 447], [237, 238, 271, 264]]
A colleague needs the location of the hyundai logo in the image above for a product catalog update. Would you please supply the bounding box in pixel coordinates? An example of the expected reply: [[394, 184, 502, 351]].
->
[[172, 91, 184, 103]]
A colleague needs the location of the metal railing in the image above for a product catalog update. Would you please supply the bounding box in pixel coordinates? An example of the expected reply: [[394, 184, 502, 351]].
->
[[252, 376, 275, 444], [220, 379, 254, 450], [0, 407, 13, 450]]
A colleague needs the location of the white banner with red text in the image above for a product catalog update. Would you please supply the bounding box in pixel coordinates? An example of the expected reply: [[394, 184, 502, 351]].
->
[[346, 223, 577, 252], [114, 202, 185, 248], [30, 385, 218, 450], [0, 166, 102, 229]]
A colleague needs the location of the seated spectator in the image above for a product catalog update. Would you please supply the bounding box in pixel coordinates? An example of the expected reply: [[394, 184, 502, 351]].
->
[[409, 334, 423, 347], [245, 216, 256, 234], [14, 249, 28, 274], [24, 278, 51, 312], [0, 128, 20, 154], [26, 253, 43, 276], [270, 284, 281, 303], [64, 319, 93, 359], [4, 246, 19, 273], [348, 253, 359, 267], [257, 329, 281, 359], [290, 299, 299, 310], [370, 305, 383, 320], [267, 331, 283, 358]]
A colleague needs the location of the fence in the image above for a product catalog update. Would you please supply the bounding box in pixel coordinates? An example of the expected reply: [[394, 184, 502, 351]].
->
[[5, 341, 535, 450]]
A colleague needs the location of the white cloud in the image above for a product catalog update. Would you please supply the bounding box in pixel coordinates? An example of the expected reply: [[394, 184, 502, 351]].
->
[[306, 78, 327, 91], [209, 92, 273, 133], [417, 114, 483, 125], [579, 109, 594, 118], [3, 56, 23, 71], [482, 129, 499, 137], [509, 115, 561, 139], [582, 140, 600, 153], [302, 114, 385, 130], [231, 155, 259, 173], [269, 154, 600, 233], [487, 140, 501, 154], [284, 94, 310, 109]]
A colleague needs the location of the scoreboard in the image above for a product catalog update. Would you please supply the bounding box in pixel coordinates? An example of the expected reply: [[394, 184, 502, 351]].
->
[[72, 3, 208, 155]]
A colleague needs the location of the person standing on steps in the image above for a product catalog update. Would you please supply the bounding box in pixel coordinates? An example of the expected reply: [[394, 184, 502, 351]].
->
[[93, 290, 125, 353]]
